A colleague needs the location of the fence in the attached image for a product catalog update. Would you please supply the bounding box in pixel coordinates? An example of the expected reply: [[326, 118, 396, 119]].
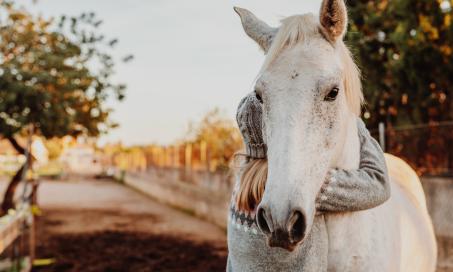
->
[[111, 121, 453, 184], [0, 203, 34, 272], [373, 121, 453, 177], [109, 142, 235, 189], [0, 128, 36, 272]]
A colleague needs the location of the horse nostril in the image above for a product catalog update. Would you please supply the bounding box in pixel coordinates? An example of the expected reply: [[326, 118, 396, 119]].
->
[[256, 206, 272, 235], [287, 210, 306, 244]]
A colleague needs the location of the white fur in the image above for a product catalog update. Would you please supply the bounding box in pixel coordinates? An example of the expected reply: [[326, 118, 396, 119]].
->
[[236, 5, 437, 271]]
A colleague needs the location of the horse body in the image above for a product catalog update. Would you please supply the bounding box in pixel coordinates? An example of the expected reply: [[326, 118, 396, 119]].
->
[[325, 163, 437, 272], [321, 119, 436, 272], [228, 118, 436, 272], [231, 0, 437, 270]]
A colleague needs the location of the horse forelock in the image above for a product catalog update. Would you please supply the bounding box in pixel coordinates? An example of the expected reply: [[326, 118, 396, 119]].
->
[[260, 13, 364, 116]]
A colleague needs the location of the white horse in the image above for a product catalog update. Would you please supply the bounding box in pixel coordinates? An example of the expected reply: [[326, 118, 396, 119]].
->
[[232, 0, 437, 271]]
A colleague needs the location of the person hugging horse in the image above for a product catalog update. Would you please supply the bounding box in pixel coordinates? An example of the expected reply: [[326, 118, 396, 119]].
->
[[234, 92, 390, 216], [227, 92, 390, 272], [227, 0, 437, 270]]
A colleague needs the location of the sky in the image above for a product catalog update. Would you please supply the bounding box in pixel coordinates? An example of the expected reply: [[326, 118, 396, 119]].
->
[[21, 0, 322, 146]]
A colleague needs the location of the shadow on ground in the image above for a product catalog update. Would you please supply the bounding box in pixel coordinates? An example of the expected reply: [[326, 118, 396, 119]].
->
[[33, 213, 227, 272]]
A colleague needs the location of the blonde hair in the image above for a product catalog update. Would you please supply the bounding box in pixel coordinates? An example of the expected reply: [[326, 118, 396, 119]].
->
[[235, 158, 268, 212]]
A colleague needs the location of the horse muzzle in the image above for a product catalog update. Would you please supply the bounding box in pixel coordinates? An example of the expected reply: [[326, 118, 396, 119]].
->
[[256, 206, 307, 251]]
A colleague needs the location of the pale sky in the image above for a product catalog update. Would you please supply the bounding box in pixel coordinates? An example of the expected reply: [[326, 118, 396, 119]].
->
[[22, 0, 322, 145]]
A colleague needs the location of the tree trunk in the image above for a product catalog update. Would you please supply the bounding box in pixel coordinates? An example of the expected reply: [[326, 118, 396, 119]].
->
[[0, 137, 28, 216], [6, 136, 26, 155]]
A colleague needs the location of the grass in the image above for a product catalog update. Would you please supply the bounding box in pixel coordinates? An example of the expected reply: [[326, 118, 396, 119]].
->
[[35, 161, 64, 179], [0, 161, 64, 179]]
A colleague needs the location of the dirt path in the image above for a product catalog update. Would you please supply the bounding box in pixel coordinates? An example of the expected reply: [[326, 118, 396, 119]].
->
[[32, 178, 228, 272]]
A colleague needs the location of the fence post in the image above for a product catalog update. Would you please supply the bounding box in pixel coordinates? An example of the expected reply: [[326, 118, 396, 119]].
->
[[200, 141, 207, 171], [185, 144, 192, 182], [378, 122, 386, 152], [174, 145, 180, 168]]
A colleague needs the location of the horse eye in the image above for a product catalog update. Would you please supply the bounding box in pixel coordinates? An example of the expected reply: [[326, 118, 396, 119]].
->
[[324, 87, 339, 102], [255, 90, 263, 103]]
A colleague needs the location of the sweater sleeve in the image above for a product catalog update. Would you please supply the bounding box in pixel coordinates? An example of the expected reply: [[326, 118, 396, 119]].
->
[[316, 119, 391, 213]]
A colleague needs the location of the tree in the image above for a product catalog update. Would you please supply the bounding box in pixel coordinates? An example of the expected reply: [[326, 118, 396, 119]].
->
[[347, 0, 453, 127], [0, 1, 131, 214], [347, 0, 453, 174], [188, 108, 243, 171]]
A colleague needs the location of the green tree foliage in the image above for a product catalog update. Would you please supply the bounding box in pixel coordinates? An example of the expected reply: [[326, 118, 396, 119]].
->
[[0, 2, 129, 139], [347, 0, 453, 128], [43, 138, 64, 161], [0, 1, 131, 213]]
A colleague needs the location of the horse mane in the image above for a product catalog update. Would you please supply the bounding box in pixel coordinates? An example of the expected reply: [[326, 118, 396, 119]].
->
[[236, 14, 364, 212]]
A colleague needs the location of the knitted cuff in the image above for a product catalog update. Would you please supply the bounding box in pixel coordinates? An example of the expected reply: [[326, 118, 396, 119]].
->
[[246, 143, 267, 159], [316, 169, 337, 211]]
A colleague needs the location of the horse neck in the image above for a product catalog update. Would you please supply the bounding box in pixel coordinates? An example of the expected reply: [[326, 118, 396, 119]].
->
[[332, 114, 360, 170]]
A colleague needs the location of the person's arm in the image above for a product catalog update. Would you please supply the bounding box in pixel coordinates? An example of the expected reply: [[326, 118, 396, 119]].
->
[[316, 119, 390, 213]]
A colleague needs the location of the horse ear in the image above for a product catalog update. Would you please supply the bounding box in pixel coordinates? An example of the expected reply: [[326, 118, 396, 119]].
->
[[234, 7, 277, 53], [319, 0, 348, 42]]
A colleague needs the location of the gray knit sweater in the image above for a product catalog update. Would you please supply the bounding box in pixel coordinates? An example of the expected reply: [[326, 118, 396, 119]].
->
[[227, 102, 390, 271]]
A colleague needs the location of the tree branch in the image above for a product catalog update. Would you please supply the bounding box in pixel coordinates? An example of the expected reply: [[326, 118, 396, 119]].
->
[[7, 136, 37, 161]]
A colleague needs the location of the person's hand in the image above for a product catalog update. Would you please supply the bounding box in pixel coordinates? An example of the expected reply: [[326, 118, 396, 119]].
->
[[315, 169, 338, 215]]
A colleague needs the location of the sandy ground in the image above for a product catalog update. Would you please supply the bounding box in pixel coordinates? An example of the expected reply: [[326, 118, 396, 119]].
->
[[1, 177, 451, 271], [28, 178, 227, 272]]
